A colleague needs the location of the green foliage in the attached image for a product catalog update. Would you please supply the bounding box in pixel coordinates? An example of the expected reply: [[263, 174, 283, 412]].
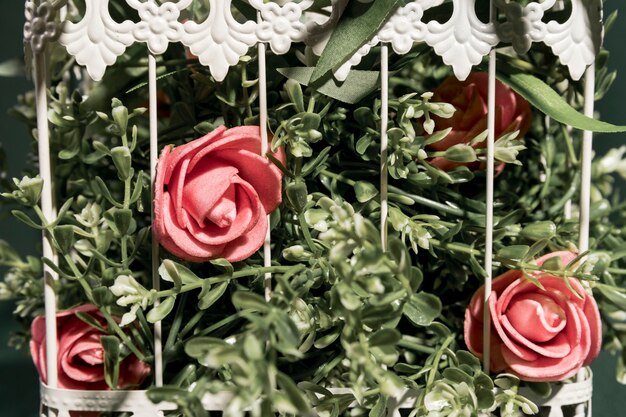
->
[[3, 1, 626, 416]]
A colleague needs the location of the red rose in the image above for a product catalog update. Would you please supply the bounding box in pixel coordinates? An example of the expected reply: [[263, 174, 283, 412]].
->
[[30, 304, 150, 390], [428, 72, 532, 171], [464, 251, 602, 381], [154, 126, 284, 262]]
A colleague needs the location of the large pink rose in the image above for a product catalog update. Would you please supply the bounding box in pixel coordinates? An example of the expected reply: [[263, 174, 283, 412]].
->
[[154, 126, 284, 262], [464, 251, 602, 381], [30, 304, 150, 390], [429, 72, 532, 171]]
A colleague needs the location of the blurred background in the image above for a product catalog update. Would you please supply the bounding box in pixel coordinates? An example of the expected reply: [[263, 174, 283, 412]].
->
[[1, 2, 625, 416]]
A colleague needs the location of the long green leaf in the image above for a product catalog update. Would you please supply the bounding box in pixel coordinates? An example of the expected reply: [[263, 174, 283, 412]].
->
[[310, 0, 402, 84], [278, 67, 381, 104], [498, 71, 626, 133]]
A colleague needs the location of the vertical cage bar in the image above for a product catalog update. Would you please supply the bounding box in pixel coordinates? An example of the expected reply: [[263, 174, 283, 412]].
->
[[34, 51, 59, 390], [257, 24, 272, 302], [149, 53, 163, 387], [380, 44, 389, 251], [482, 0, 497, 374], [579, 63, 595, 254]]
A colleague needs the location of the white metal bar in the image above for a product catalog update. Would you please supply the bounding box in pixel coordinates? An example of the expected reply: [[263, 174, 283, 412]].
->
[[577, 60, 596, 417], [258, 17, 272, 302], [482, 0, 497, 374], [579, 63, 595, 254], [34, 49, 59, 391], [148, 53, 163, 387], [380, 44, 389, 251]]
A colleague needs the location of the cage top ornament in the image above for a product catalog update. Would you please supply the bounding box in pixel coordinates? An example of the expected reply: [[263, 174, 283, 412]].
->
[[24, 0, 602, 416], [24, 0, 603, 82]]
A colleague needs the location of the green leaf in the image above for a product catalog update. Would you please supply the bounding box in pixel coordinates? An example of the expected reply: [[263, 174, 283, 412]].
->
[[53, 225, 75, 253], [198, 281, 229, 310], [210, 258, 234, 276], [497, 245, 530, 262], [497, 71, 626, 133], [369, 328, 401, 347], [101, 335, 120, 389], [279, 67, 382, 104], [310, 0, 402, 84], [231, 291, 269, 312], [160, 259, 183, 290], [74, 312, 107, 333], [354, 181, 379, 203], [92, 287, 115, 307], [277, 371, 311, 413], [369, 395, 387, 417], [597, 283, 626, 310], [0, 58, 25, 77], [403, 292, 442, 327], [159, 260, 201, 285], [11, 210, 44, 230], [520, 221, 557, 241], [147, 296, 176, 323], [527, 381, 552, 398], [442, 368, 473, 385]]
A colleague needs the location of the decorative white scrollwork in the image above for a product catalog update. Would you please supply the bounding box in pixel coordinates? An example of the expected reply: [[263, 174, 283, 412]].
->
[[181, 0, 257, 81], [59, 0, 135, 81], [542, 0, 603, 80], [128, 0, 190, 55], [251, 0, 311, 55], [423, 0, 498, 80], [24, 0, 60, 53], [497, 0, 603, 80], [497, 0, 558, 55]]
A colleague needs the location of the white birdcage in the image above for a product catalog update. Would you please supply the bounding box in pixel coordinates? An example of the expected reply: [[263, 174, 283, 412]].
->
[[23, 0, 602, 416]]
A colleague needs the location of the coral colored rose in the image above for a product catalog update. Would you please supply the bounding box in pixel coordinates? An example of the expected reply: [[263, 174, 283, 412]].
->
[[30, 304, 150, 390], [154, 126, 284, 262], [428, 72, 532, 171], [464, 251, 602, 381]]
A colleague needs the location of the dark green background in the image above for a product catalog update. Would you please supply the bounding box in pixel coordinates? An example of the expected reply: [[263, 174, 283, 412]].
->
[[1, 2, 625, 416]]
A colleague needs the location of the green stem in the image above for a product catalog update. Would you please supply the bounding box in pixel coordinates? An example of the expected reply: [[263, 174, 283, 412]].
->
[[320, 169, 356, 186], [33, 206, 147, 362], [298, 213, 321, 256], [195, 312, 244, 338], [430, 239, 481, 256], [398, 338, 437, 354], [426, 334, 454, 388], [321, 169, 468, 217], [388, 185, 466, 217], [120, 132, 132, 269], [155, 265, 304, 298], [165, 293, 187, 351]]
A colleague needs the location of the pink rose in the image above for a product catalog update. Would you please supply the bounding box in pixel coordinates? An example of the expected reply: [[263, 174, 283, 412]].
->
[[30, 304, 150, 390], [428, 72, 532, 171], [154, 126, 284, 262], [464, 251, 602, 381]]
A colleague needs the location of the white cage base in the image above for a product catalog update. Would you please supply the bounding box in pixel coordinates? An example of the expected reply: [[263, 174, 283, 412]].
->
[[40, 372, 592, 417]]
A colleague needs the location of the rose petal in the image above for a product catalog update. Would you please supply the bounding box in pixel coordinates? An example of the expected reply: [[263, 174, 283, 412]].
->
[[179, 158, 238, 227], [210, 148, 283, 213], [489, 290, 539, 361], [501, 316, 570, 358], [161, 192, 226, 261], [167, 157, 190, 227], [185, 180, 259, 246], [505, 294, 566, 342], [220, 204, 268, 262], [187, 126, 268, 170], [503, 301, 588, 381], [163, 126, 227, 183]]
